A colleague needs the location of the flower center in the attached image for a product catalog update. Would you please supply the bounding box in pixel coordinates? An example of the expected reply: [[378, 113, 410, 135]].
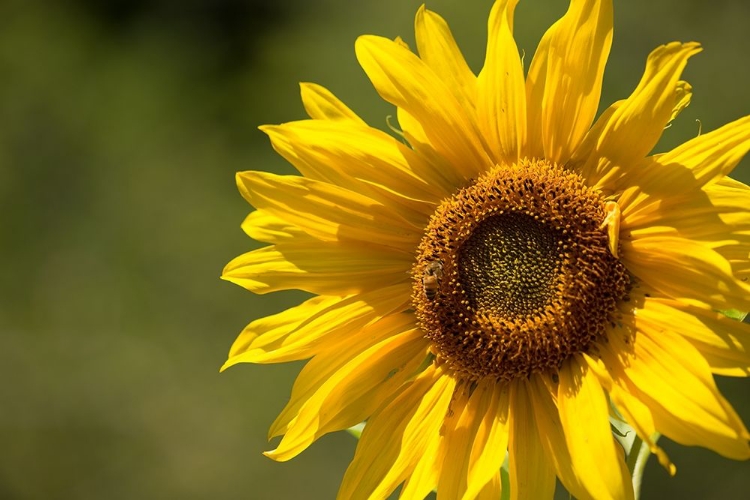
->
[[412, 159, 630, 382]]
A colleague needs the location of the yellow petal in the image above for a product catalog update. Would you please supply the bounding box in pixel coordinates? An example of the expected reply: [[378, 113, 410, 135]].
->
[[633, 298, 750, 377], [241, 210, 305, 243], [508, 380, 556, 500], [477, 0, 526, 164], [437, 380, 510, 500], [356, 35, 491, 180], [603, 320, 750, 460], [236, 170, 422, 248], [222, 242, 412, 295], [463, 382, 510, 500], [656, 115, 750, 188], [476, 472, 502, 500], [668, 80, 692, 125], [622, 236, 750, 311], [572, 42, 702, 189], [262, 120, 447, 208], [399, 422, 442, 499], [415, 6, 477, 112], [266, 318, 428, 461], [337, 365, 457, 500], [525, 0, 613, 164], [396, 107, 466, 191], [585, 353, 675, 475], [222, 282, 412, 367], [435, 388, 472, 499], [527, 375, 590, 500], [618, 116, 750, 218], [299, 82, 365, 123], [558, 356, 634, 500]]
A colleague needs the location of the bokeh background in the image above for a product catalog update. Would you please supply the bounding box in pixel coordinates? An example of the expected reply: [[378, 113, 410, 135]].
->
[[1, 0, 748, 498]]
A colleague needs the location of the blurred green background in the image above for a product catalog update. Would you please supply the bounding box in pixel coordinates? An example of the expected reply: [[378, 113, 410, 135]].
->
[[1, 0, 748, 498]]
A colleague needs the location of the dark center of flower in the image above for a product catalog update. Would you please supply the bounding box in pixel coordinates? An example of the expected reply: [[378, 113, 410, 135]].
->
[[458, 212, 561, 317], [412, 159, 630, 382]]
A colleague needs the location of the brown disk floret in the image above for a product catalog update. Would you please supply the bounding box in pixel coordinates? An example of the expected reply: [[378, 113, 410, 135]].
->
[[412, 159, 630, 382]]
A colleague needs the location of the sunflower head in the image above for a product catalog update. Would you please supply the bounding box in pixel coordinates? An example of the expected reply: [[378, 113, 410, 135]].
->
[[413, 159, 630, 382], [224, 1, 750, 498]]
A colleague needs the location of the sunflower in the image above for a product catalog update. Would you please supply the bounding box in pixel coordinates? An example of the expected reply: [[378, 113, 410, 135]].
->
[[222, 0, 750, 498]]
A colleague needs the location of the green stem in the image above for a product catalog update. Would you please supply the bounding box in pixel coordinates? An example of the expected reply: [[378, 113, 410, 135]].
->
[[626, 435, 652, 500]]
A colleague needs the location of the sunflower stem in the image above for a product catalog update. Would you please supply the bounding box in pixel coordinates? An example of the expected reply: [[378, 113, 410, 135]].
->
[[626, 435, 651, 500]]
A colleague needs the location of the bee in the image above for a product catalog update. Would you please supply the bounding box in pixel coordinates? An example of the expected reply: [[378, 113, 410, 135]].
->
[[422, 260, 444, 301]]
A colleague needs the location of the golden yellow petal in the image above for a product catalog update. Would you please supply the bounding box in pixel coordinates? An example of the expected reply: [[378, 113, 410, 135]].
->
[[265, 318, 428, 461], [463, 382, 510, 500], [399, 426, 441, 500], [603, 322, 750, 460], [477, 0, 526, 164], [355, 35, 491, 180], [527, 375, 590, 500], [262, 120, 447, 205], [558, 356, 634, 500], [396, 107, 465, 191], [622, 236, 750, 312], [222, 242, 411, 296], [261, 124, 442, 227], [299, 82, 365, 123], [654, 115, 750, 188], [476, 472, 502, 500], [415, 6, 477, 113], [222, 282, 412, 367], [618, 116, 750, 218], [633, 297, 750, 377], [435, 388, 473, 499], [337, 365, 457, 500], [525, 0, 613, 165], [621, 179, 750, 282], [241, 210, 305, 243], [572, 42, 702, 190], [508, 380, 556, 500], [585, 353, 675, 474], [668, 80, 693, 125], [236, 170, 422, 248]]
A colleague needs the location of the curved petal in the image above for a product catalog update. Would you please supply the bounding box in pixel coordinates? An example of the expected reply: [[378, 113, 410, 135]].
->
[[415, 6, 477, 113], [508, 380, 556, 500], [222, 242, 412, 296], [262, 120, 447, 207], [356, 35, 492, 180], [437, 380, 510, 500], [617, 116, 750, 219], [396, 107, 466, 191], [572, 42, 702, 190], [602, 320, 750, 460], [299, 82, 365, 123], [525, 0, 613, 164], [435, 388, 472, 499], [222, 282, 413, 366], [585, 353, 675, 474], [621, 180, 750, 285], [241, 210, 305, 243], [337, 365, 457, 500], [527, 375, 590, 500], [631, 297, 750, 377], [558, 356, 634, 500], [236, 170, 422, 248], [477, 0, 526, 164], [400, 427, 442, 500], [266, 318, 428, 460], [621, 236, 750, 312]]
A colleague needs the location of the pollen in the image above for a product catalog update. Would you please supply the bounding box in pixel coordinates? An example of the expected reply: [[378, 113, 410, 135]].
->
[[412, 159, 630, 382]]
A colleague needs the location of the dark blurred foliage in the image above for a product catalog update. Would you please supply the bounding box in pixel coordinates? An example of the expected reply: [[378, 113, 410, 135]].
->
[[0, 0, 747, 499]]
